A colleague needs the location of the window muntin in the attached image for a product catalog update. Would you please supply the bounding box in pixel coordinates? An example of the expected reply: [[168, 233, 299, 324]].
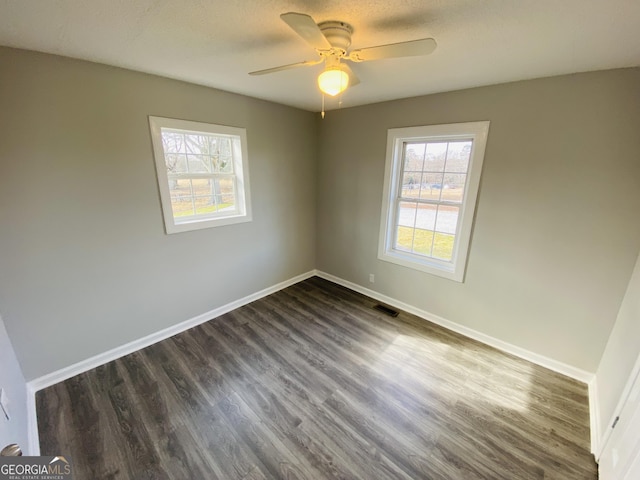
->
[[394, 140, 472, 262], [149, 117, 251, 234], [379, 122, 489, 282]]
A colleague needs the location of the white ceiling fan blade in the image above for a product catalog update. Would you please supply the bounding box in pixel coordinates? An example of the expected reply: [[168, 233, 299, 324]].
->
[[349, 38, 437, 62], [342, 63, 360, 87], [249, 59, 323, 76], [280, 12, 332, 50]]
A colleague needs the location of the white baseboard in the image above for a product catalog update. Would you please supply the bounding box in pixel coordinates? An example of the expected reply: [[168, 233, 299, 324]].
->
[[26, 383, 39, 456], [27, 268, 597, 456], [26, 269, 317, 456], [589, 376, 600, 455], [315, 270, 594, 383]]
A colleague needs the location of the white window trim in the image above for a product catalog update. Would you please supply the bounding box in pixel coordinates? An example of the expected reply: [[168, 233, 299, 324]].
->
[[378, 121, 490, 282], [148, 116, 252, 234]]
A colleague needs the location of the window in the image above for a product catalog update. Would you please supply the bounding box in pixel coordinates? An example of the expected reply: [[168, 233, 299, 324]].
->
[[148, 116, 251, 234], [378, 121, 490, 282]]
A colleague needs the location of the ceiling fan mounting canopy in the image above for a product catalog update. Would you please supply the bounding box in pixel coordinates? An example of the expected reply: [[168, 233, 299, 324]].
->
[[317, 20, 353, 54]]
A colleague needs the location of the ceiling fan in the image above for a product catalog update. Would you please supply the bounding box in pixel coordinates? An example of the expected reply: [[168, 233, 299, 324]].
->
[[250, 12, 437, 100]]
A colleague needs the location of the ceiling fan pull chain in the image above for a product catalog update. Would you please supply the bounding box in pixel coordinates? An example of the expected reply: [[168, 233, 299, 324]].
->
[[321, 94, 325, 119]]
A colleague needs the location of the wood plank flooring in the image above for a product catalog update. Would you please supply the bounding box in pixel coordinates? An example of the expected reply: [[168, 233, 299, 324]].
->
[[37, 277, 598, 479]]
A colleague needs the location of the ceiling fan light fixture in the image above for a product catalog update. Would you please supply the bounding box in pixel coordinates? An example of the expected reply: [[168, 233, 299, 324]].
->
[[317, 66, 349, 96]]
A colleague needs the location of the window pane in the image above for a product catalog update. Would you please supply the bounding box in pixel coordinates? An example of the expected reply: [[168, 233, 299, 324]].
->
[[398, 201, 417, 228], [404, 143, 425, 171], [168, 178, 238, 217], [445, 141, 472, 173], [187, 154, 210, 173], [162, 132, 184, 154], [401, 173, 421, 198], [217, 178, 236, 211], [435, 205, 459, 234], [424, 142, 448, 172], [194, 196, 217, 215], [218, 156, 233, 173], [191, 178, 213, 196], [420, 173, 444, 201], [415, 204, 437, 231], [169, 178, 192, 195], [395, 226, 414, 252], [218, 177, 235, 196], [412, 228, 435, 256], [407, 142, 425, 156], [433, 232, 455, 261], [185, 134, 209, 154], [442, 174, 467, 203], [166, 154, 187, 174], [208, 137, 219, 155], [218, 138, 232, 156], [213, 194, 225, 209], [171, 194, 194, 218], [218, 195, 235, 212]]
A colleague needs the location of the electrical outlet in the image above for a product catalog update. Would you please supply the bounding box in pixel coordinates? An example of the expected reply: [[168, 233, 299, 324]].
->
[[0, 388, 9, 421], [369, 274, 375, 283]]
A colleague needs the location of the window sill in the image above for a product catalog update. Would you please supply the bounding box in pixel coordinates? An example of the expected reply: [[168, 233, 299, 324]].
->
[[378, 249, 464, 282], [166, 212, 252, 234]]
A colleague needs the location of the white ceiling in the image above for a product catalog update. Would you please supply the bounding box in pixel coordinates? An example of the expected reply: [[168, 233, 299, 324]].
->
[[1, 0, 639, 112]]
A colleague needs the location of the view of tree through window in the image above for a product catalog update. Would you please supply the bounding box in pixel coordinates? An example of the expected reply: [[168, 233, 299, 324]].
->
[[395, 140, 472, 261], [149, 116, 251, 234], [161, 130, 237, 219]]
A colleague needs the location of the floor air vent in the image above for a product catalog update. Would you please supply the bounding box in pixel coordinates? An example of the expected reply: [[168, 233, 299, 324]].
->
[[373, 304, 399, 317]]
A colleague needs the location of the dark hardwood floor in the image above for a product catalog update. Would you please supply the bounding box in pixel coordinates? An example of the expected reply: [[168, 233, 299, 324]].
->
[[37, 277, 598, 479]]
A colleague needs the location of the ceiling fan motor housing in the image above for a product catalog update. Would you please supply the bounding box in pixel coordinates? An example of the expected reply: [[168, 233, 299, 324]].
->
[[318, 21, 353, 54]]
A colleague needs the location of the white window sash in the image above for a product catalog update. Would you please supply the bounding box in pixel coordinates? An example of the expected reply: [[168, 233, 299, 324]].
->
[[149, 116, 252, 234], [378, 121, 490, 282]]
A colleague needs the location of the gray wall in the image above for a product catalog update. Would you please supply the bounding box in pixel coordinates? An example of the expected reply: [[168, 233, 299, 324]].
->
[[594, 251, 640, 450], [0, 315, 29, 454], [317, 68, 640, 372], [0, 47, 317, 380], [1, 46, 639, 383]]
